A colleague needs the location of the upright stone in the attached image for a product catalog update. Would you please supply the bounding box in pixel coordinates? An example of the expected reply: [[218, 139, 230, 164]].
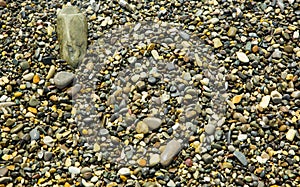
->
[[57, 6, 88, 68]]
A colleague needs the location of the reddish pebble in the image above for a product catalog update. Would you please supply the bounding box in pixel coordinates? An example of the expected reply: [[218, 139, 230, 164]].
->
[[184, 158, 193, 167]]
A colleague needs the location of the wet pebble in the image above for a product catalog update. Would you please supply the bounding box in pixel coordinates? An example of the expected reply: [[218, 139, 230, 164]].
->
[[53, 71, 75, 89], [160, 140, 182, 166]]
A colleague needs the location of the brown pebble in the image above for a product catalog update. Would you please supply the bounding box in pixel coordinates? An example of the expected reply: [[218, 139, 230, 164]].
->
[[184, 158, 193, 167], [279, 125, 287, 132], [252, 45, 259, 53], [0, 0, 6, 7]]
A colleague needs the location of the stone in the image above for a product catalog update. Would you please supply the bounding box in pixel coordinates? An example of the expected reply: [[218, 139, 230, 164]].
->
[[29, 128, 40, 141], [270, 90, 282, 103], [149, 153, 160, 166], [167, 180, 176, 187], [236, 52, 249, 63], [44, 151, 53, 161], [272, 49, 282, 59], [208, 17, 219, 24], [0, 0, 7, 7], [286, 129, 296, 141], [142, 117, 162, 131], [57, 6, 88, 68], [202, 153, 213, 164], [117, 168, 130, 176], [54, 71, 75, 89], [204, 124, 215, 135], [82, 179, 94, 187], [284, 45, 294, 53], [0, 168, 8, 177], [68, 166, 81, 174], [213, 38, 223, 48], [259, 95, 270, 109], [232, 94, 243, 104], [0, 177, 12, 184], [233, 151, 248, 166], [291, 91, 300, 99], [136, 121, 149, 134], [160, 140, 182, 166], [227, 27, 237, 37]]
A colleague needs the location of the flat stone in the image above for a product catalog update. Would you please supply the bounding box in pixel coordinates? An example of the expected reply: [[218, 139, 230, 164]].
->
[[284, 45, 294, 53], [23, 73, 35, 81], [0, 177, 12, 184], [117, 168, 130, 176], [204, 124, 215, 135], [0, 168, 8, 177], [149, 153, 160, 166], [43, 136, 54, 146], [68, 166, 81, 174], [236, 52, 249, 63], [286, 129, 296, 141], [227, 27, 237, 37], [213, 38, 223, 48], [57, 6, 87, 68], [142, 117, 162, 131], [208, 17, 219, 24], [54, 71, 75, 89], [259, 95, 270, 109], [291, 91, 300, 99], [202, 153, 213, 164], [233, 151, 248, 166], [160, 140, 182, 166], [29, 96, 40, 106], [29, 128, 40, 141], [10, 123, 24, 134], [136, 121, 149, 134]]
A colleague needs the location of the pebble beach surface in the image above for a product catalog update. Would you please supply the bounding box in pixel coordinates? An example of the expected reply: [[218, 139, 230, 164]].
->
[[0, 0, 300, 186]]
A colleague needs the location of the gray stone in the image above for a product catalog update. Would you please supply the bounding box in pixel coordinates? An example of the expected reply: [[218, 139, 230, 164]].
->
[[204, 124, 215, 135], [29, 128, 40, 141], [57, 6, 87, 68], [160, 139, 182, 166], [44, 151, 53, 161], [54, 71, 75, 89], [29, 96, 40, 106], [233, 150, 248, 166], [0, 177, 12, 184], [272, 49, 282, 59], [202, 153, 213, 164], [142, 117, 162, 131], [0, 168, 8, 177]]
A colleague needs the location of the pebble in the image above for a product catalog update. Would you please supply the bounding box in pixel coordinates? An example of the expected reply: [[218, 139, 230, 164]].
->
[[44, 151, 53, 161], [232, 94, 243, 104], [202, 153, 213, 164], [0, 0, 6, 7], [82, 179, 94, 187], [117, 168, 131, 176], [160, 140, 182, 166], [29, 128, 40, 140], [0, 177, 12, 184], [53, 71, 75, 89], [142, 117, 162, 131], [208, 17, 219, 24], [270, 90, 282, 103], [291, 91, 300, 98], [136, 121, 149, 134], [272, 49, 282, 59], [0, 168, 8, 177], [236, 52, 249, 63], [204, 124, 215, 135], [149, 153, 160, 166], [227, 27, 237, 37], [43, 136, 54, 146], [10, 123, 24, 134], [259, 95, 271, 109], [233, 151, 248, 166], [23, 73, 35, 81], [68, 166, 81, 174], [213, 38, 223, 48], [286, 129, 296, 141], [46, 65, 56, 79]]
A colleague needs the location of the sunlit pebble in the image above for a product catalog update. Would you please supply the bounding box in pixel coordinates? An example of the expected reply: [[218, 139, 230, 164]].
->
[[184, 158, 193, 167]]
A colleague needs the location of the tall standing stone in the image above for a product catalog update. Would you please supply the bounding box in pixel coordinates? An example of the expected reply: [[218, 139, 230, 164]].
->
[[57, 6, 88, 68]]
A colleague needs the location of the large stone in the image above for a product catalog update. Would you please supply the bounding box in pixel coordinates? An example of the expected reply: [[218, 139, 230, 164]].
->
[[160, 140, 182, 166], [57, 6, 87, 68], [142, 117, 162, 131]]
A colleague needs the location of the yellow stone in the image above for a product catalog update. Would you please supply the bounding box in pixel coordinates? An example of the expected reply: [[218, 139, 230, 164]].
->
[[64, 182, 71, 187], [222, 162, 233, 168], [28, 107, 37, 114], [120, 175, 127, 182], [82, 129, 88, 135], [107, 182, 118, 187], [286, 74, 293, 80], [1, 154, 12, 161], [137, 158, 147, 167], [232, 94, 243, 104], [20, 84, 26, 89], [33, 74, 40, 84], [7, 165, 15, 170], [14, 92, 22, 97]]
